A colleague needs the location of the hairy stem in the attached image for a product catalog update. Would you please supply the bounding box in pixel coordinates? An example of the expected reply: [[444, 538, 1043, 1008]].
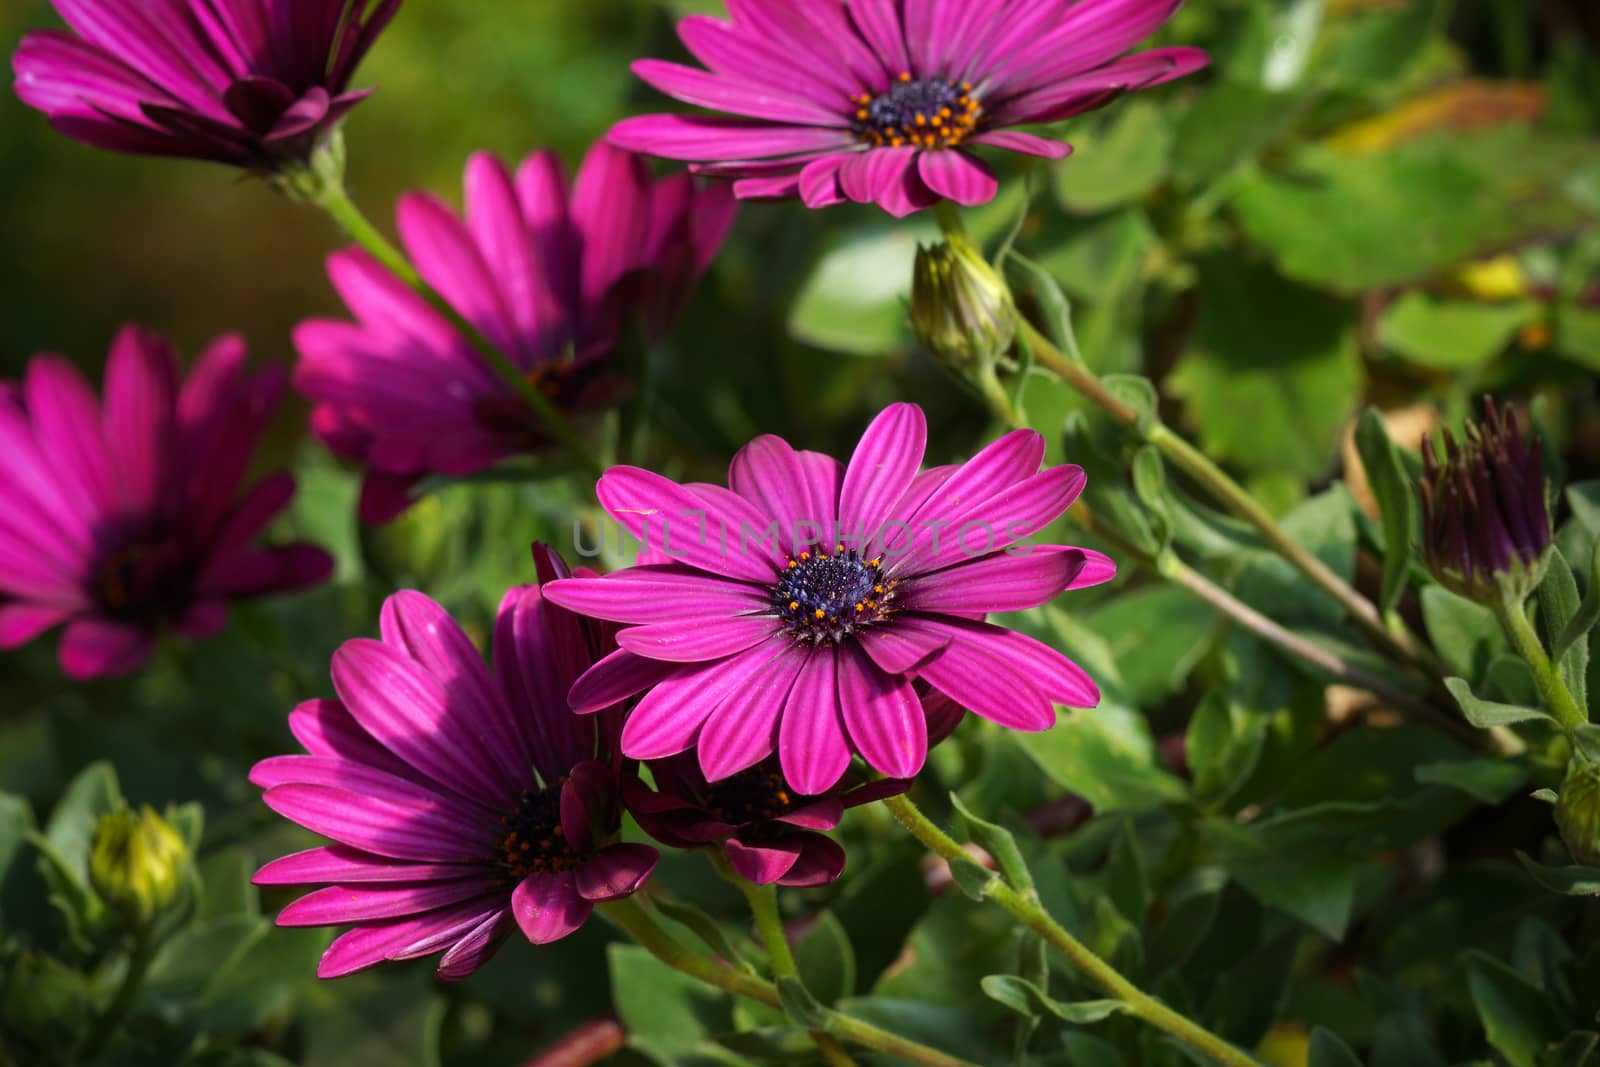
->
[[881, 795, 1264, 1067], [303, 173, 604, 483], [1494, 594, 1589, 734], [713, 855, 859, 1067], [598, 898, 976, 1067]]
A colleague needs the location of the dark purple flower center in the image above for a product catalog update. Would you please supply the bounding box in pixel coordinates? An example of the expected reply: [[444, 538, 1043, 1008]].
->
[[702, 760, 798, 824], [850, 73, 982, 150], [773, 545, 897, 644], [497, 781, 578, 879], [92, 540, 189, 622]]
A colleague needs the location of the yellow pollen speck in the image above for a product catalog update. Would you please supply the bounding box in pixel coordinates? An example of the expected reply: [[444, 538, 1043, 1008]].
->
[[874, 584, 884, 593], [815, 608, 826, 619], [915, 113, 927, 125], [961, 81, 973, 91], [931, 115, 943, 126], [857, 108, 868, 119], [789, 600, 800, 611], [788, 560, 798, 569], [800, 551, 811, 561], [898, 71, 912, 82]]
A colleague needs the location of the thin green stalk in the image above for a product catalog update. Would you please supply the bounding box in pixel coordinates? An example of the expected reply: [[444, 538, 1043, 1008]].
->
[[79, 929, 153, 1063], [711, 855, 858, 1066], [598, 898, 976, 1067], [303, 174, 604, 484], [880, 794, 1264, 1067], [1493, 595, 1588, 734], [932, 200, 1436, 676]]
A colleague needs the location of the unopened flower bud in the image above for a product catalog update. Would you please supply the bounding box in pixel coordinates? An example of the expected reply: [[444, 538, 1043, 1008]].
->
[[1418, 396, 1551, 605], [1556, 761, 1600, 867], [910, 235, 1016, 375], [89, 806, 187, 925]]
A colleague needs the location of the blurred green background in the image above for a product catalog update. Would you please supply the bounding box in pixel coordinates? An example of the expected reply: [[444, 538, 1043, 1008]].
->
[[4, 1, 1600, 1065]]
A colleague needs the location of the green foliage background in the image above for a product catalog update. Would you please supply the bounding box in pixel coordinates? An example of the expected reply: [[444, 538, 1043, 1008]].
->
[[3, 0, 1600, 1065]]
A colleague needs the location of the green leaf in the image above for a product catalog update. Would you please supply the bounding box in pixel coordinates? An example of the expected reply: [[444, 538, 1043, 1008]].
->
[[788, 222, 935, 356], [980, 975, 1125, 1023], [947, 860, 1001, 902], [1055, 100, 1173, 212], [949, 793, 1034, 893], [43, 761, 121, 883], [1569, 482, 1600, 538], [1443, 677, 1553, 728], [1463, 949, 1566, 1067], [793, 910, 856, 1005], [1017, 703, 1190, 813], [145, 915, 269, 1004], [1081, 586, 1220, 705], [1516, 851, 1600, 896], [1354, 409, 1418, 616], [1554, 537, 1600, 664], [1308, 1027, 1366, 1067], [608, 943, 731, 1059], [1413, 759, 1525, 804], [1005, 251, 1077, 358], [1172, 84, 1303, 185], [1232, 135, 1594, 293], [0, 791, 39, 930], [1105, 819, 1150, 928], [1379, 291, 1539, 369], [1185, 693, 1266, 809], [1420, 586, 1506, 678], [195, 847, 258, 922], [1541, 546, 1592, 711], [1167, 260, 1362, 479]]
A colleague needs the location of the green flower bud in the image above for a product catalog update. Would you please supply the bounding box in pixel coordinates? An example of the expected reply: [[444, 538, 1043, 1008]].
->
[[89, 805, 188, 925], [1555, 760, 1600, 867], [910, 235, 1016, 376]]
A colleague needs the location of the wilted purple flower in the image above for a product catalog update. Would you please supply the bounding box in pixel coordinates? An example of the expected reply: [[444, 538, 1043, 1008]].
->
[[252, 548, 658, 981], [0, 326, 332, 680], [544, 403, 1113, 794], [1419, 397, 1551, 603], [294, 142, 737, 523], [609, 0, 1207, 216], [12, 0, 399, 170]]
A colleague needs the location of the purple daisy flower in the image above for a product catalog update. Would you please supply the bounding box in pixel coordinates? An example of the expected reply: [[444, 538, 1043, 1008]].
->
[[251, 547, 659, 981], [608, 0, 1208, 215], [626, 755, 909, 886], [0, 326, 332, 680], [293, 142, 737, 523], [12, 0, 399, 170], [544, 403, 1115, 794]]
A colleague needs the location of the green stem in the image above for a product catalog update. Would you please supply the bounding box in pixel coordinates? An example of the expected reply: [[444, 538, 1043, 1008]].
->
[[79, 930, 153, 1063], [304, 174, 605, 484], [1494, 594, 1588, 734], [711, 855, 859, 1067], [880, 795, 1264, 1067], [598, 898, 976, 1067]]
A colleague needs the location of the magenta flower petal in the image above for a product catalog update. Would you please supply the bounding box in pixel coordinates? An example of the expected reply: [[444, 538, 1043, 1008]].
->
[[317, 898, 506, 980], [575, 843, 659, 902], [256, 554, 655, 977], [277, 879, 492, 927], [900, 463, 1087, 575], [840, 403, 928, 546], [731, 435, 841, 554], [545, 567, 769, 625], [773, 833, 848, 887], [695, 643, 809, 781], [724, 835, 803, 884], [621, 639, 788, 759], [58, 618, 151, 679], [616, 614, 780, 663], [598, 466, 777, 583], [917, 150, 998, 206], [568, 648, 680, 715], [904, 547, 1109, 614], [837, 644, 927, 779], [512, 871, 593, 944], [778, 650, 852, 794], [609, 0, 1203, 214], [253, 845, 468, 887], [435, 910, 514, 983]]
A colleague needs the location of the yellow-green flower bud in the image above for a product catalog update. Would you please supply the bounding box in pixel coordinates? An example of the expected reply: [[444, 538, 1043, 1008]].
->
[[909, 235, 1016, 376], [89, 805, 188, 925], [1555, 760, 1600, 867]]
